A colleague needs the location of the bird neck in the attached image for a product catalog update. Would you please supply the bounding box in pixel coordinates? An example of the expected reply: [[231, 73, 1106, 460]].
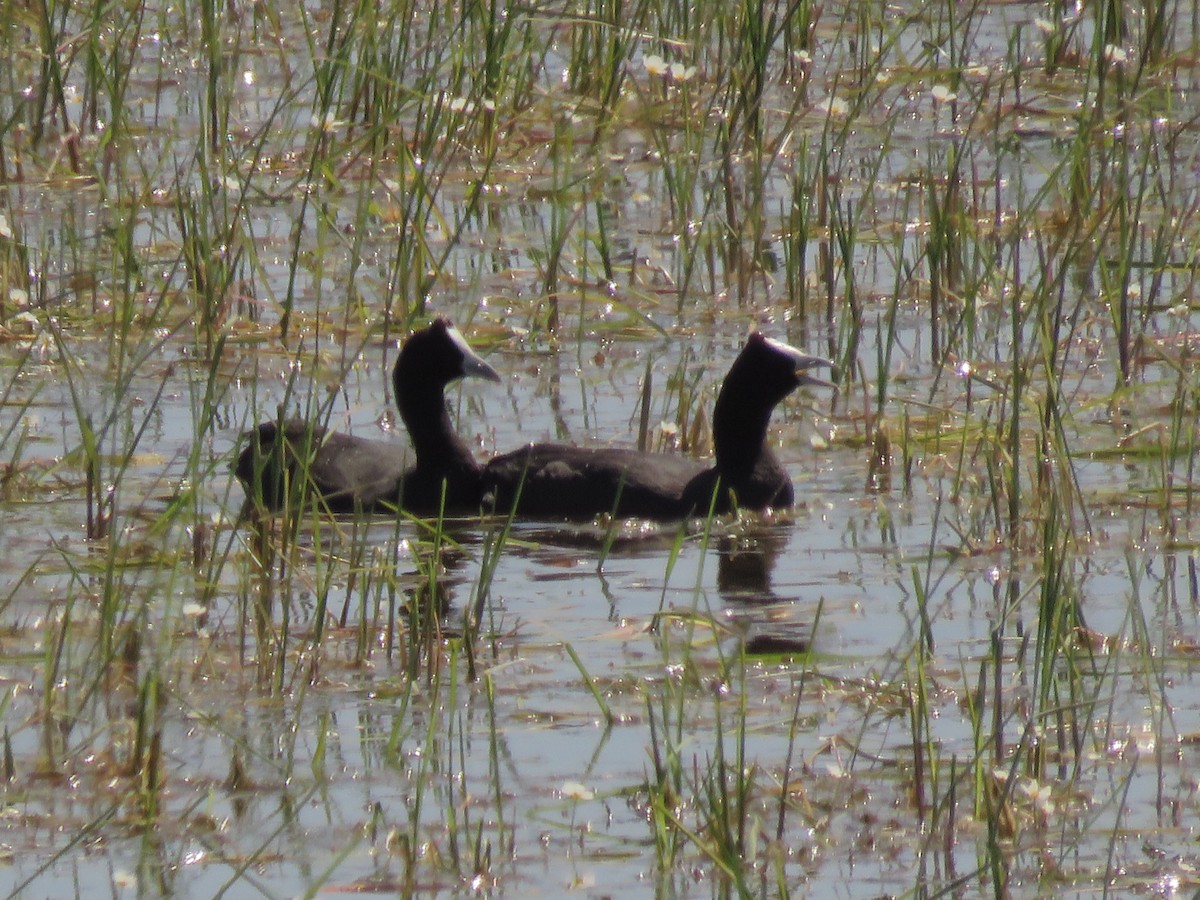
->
[[712, 384, 772, 476], [398, 388, 478, 473]]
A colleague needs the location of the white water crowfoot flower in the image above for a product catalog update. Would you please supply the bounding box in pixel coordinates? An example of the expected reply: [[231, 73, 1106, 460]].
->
[[992, 769, 1057, 824], [7, 311, 40, 335], [643, 53, 667, 76], [1019, 778, 1056, 819], [444, 94, 497, 115], [643, 54, 696, 83], [560, 781, 594, 800], [817, 95, 849, 117], [1103, 44, 1129, 65], [310, 111, 344, 133], [668, 62, 696, 82], [930, 84, 957, 103]]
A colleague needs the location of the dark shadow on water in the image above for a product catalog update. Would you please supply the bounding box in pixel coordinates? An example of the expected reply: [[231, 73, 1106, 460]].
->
[[716, 525, 814, 657], [239, 507, 818, 655]]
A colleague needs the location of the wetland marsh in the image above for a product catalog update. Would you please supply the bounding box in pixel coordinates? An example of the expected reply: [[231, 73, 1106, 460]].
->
[[1, 0, 1200, 896]]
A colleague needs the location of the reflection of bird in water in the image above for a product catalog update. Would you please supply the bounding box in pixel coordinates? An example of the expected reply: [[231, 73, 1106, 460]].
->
[[717, 527, 814, 657], [395, 537, 474, 636], [717, 529, 784, 596], [404, 577, 452, 632]]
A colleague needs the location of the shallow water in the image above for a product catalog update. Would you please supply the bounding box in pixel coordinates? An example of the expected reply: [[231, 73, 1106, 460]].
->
[[7, 339, 1199, 896]]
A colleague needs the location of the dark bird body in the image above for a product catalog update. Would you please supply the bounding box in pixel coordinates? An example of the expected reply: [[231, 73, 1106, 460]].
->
[[483, 333, 832, 521], [236, 319, 499, 515], [236, 421, 409, 513]]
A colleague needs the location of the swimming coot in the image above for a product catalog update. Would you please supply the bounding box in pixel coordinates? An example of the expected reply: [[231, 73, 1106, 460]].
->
[[236, 318, 500, 514], [482, 333, 832, 520]]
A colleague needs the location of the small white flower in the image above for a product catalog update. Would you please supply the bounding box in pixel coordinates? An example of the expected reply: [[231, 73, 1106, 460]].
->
[[1034, 17, 1055, 34], [561, 781, 594, 800], [113, 870, 136, 888], [668, 62, 696, 82], [9, 288, 27, 307], [1020, 779, 1055, 816], [817, 96, 849, 117], [931, 84, 957, 103], [643, 54, 667, 76], [1104, 44, 1128, 64], [310, 112, 342, 132], [0, 215, 12, 239]]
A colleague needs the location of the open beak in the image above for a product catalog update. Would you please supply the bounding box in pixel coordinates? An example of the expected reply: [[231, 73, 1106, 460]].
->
[[448, 324, 503, 383], [763, 336, 835, 389]]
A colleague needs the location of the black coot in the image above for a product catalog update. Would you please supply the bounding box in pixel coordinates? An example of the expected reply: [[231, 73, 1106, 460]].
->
[[236, 318, 499, 514], [482, 333, 832, 520]]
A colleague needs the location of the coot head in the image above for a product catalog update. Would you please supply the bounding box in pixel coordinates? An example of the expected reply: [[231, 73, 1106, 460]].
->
[[388, 317, 500, 510], [392, 317, 500, 407], [712, 333, 832, 473], [682, 332, 832, 513], [391, 317, 500, 460], [720, 332, 833, 411]]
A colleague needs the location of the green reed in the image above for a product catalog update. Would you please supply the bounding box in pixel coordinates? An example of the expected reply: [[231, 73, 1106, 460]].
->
[[566, 0, 645, 133], [465, 508, 516, 681]]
